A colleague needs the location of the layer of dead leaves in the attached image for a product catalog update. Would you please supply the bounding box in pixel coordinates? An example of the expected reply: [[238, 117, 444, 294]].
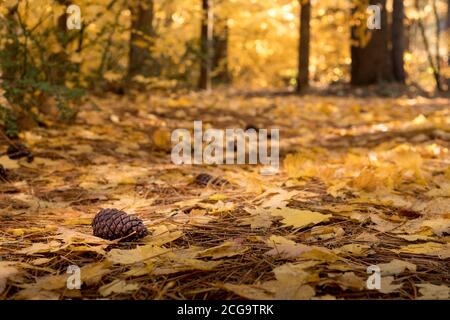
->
[[0, 90, 449, 300]]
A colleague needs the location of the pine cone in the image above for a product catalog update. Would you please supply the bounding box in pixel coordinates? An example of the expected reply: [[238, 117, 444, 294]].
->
[[92, 208, 149, 241], [194, 173, 229, 187], [0, 164, 7, 181], [7, 143, 34, 162]]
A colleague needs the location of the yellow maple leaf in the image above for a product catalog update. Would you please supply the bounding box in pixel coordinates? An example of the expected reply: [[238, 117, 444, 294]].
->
[[270, 208, 331, 229]]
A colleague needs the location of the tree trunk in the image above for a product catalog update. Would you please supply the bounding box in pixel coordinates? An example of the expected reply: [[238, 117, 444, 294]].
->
[[212, 21, 231, 84], [297, 0, 311, 92], [47, 0, 74, 84], [128, 0, 157, 80], [351, 0, 393, 85], [391, 0, 406, 83], [446, 0, 450, 89], [1, 4, 19, 82], [198, 0, 213, 91]]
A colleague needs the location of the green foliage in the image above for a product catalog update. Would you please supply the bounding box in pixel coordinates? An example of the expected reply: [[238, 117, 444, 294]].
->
[[0, 105, 19, 138], [0, 5, 84, 134]]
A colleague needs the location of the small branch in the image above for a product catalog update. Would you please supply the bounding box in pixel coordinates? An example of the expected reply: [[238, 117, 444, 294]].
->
[[414, 0, 442, 91]]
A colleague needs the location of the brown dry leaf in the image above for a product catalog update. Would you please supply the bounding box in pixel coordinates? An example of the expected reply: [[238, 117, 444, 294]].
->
[[416, 283, 449, 299], [266, 243, 311, 259], [240, 208, 272, 229], [173, 210, 216, 226], [151, 128, 172, 151], [378, 259, 417, 276], [420, 198, 450, 215], [81, 261, 112, 286], [369, 213, 400, 232], [354, 232, 380, 243], [199, 200, 235, 214], [14, 288, 60, 300], [223, 263, 318, 300], [107, 245, 169, 265], [30, 273, 68, 291], [6, 227, 54, 237], [99, 280, 140, 297], [152, 257, 222, 275], [266, 235, 296, 245], [265, 236, 312, 259], [335, 272, 365, 291], [272, 263, 318, 284], [379, 276, 403, 294], [300, 247, 341, 263], [221, 283, 273, 300], [68, 144, 93, 155], [270, 208, 331, 229], [395, 234, 436, 242], [197, 241, 248, 259], [260, 263, 318, 299], [66, 244, 107, 255], [53, 227, 110, 245], [309, 226, 345, 240], [259, 189, 299, 209], [124, 264, 153, 277], [63, 218, 92, 225], [30, 258, 54, 266], [143, 230, 183, 246], [0, 156, 19, 169], [393, 242, 450, 258], [262, 281, 316, 300], [18, 241, 62, 255], [0, 262, 19, 294], [334, 244, 371, 256], [421, 219, 450, 236], [29, 158, 73, 172]]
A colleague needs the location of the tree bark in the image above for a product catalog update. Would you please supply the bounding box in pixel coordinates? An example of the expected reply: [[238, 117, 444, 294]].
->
[[392, 0, 406, 83], [212, 21, 231, 84], [446, 0, 450, 89], [1, 4, 19, 81], [198, 0, 213, 90], [351, 0, 393, 85], [128, 0, 157, 80], [297, 0, 311, 92], [47, 0, 73, 84]]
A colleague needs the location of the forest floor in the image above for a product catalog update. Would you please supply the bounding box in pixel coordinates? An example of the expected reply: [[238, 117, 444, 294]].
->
[[0, 90, 449, 300]]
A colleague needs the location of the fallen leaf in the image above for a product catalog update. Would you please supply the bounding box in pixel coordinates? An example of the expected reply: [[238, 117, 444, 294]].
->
[[197, 241, 248, 259], [14, 288, 60, 300], [99, 280, 139, 297], [334, 244, 371, 256], [240, 208, 272, 229], [270, 208, 331, 229], [0, 262, 19, 294], [81, 261, 112, 286], [107, 245, 168, 265], [378, 259, 416, 276], [394, 242, 450, 258], [221, 283, 273, 300], [18, 241, 61, 255], [416, 283, 449, 299], [335, 272, 365, 291], [0, 156, 19, 169], [379, 276, 403, 294]]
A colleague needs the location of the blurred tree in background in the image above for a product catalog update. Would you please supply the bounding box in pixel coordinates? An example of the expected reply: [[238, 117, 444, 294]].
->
[[0, 0, 449, 133]]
